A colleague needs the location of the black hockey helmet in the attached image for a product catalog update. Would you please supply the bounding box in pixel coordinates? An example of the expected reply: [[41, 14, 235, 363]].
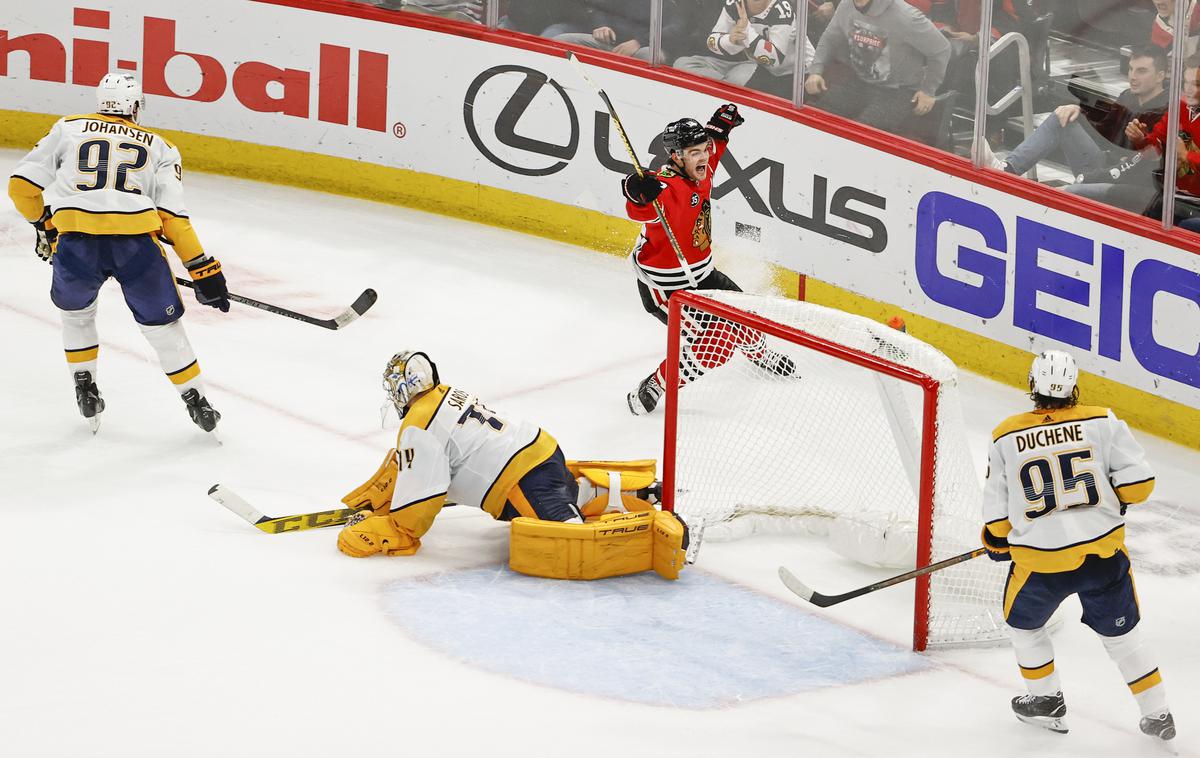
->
[[662, 118, 709, 155]]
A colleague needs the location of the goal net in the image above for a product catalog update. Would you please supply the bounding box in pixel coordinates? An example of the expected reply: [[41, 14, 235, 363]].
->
[[661, 290, 1008, 650]]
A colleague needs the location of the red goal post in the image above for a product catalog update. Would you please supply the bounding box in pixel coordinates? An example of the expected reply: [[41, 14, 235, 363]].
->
[[660, 290, 1007, 651]]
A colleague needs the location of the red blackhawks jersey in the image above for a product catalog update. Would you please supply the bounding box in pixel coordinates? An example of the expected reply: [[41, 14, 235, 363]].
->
[[626, 139, 727, 291]]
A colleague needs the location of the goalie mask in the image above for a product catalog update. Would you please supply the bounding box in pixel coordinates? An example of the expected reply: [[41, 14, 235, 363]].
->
[[383, 351, 440, 417], [1028, 349, 1078, 399], [96, 73, 144, 122]]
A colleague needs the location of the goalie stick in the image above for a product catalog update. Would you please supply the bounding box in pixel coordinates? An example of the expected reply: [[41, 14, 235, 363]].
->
[[566, 52, 699, 288], [208, 484, 364, 533], [778, 547, 987, 608], [175, 278, 377, 330]]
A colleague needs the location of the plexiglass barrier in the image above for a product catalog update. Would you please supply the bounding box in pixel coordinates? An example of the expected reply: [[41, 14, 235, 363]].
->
[[354, 0, 1199, 234]]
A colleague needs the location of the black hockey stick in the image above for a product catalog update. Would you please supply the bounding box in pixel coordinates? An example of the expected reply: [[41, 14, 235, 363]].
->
[[778, 548, 987, 608], [175, 278, 377, 330], [566, 52, 699, 288]]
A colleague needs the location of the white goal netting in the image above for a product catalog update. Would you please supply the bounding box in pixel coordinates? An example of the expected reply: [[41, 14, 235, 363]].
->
[[665, 291, 1008, 649]]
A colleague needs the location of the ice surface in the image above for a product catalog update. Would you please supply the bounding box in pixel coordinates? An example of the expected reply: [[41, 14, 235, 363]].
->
[[1, 149, 1196, 757]]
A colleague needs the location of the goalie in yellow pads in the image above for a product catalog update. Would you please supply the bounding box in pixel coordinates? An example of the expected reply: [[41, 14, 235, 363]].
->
[[336, 351, 691, 580]]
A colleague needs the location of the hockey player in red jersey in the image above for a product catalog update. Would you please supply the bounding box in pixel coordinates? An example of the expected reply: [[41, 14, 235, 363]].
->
[[622, 104, 794, 415]]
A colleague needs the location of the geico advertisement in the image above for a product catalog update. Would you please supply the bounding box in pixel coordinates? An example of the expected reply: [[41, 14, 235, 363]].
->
[[2, 1, 1198, 407]]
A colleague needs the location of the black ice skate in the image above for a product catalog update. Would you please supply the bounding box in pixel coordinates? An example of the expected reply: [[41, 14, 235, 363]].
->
[[1012, 692, 1068, 734], [627, 373, 664, 416], [181, 388, 221, 432], [73, 370, 105, 434], [637, 480, 663, 506], [1140, 710, 1176, 744], [751, 350, 798, 378]]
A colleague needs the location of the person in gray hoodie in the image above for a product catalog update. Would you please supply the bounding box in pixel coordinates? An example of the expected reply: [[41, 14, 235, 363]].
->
[[804, 0, 950, 142]]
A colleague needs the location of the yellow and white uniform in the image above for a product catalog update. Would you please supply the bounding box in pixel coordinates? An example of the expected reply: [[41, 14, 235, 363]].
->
[[8, 113, 203, 260], [982, 405, 1155, 573], [396, 384, 559, 517]]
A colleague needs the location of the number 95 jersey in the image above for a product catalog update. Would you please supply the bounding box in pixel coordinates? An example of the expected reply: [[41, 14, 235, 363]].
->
[[395, 385, 560, 518], [982, 405, 1155, 573], [10, 113, 191, 240]]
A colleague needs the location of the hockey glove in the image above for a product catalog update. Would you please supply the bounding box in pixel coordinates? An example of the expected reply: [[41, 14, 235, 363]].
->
[[185, 254, 231, 312], [32, 208, 58, 264], [706, 103, 744, 142], [622, 172, 664, 206], [981, 525, 1011, 562]]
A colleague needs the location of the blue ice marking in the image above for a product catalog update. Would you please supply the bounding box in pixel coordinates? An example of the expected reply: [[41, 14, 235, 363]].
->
[[382, 568, 930, 708]]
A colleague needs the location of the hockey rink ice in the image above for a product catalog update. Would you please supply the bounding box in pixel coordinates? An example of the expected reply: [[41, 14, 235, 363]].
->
[[1, 148, 1197, 757]]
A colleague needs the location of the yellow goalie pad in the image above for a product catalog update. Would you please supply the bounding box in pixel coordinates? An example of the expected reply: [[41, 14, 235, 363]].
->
[[567, 459, 658, 519], [509, 510, 688, 581], [340, 448, 399, 514]]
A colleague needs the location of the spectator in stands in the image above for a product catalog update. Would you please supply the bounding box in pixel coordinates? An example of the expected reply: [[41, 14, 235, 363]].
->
[[675, 0, 815, 91], [805, 0, 951, 139], [554, 1, 660, 62], [808, 0, 842, 40], [1124, 56, 1200, 220], [397, 0, 483, 23], [502, 2, 589, 37], [1150, 0, 1200, 58], [981, 46, 1169, 183]]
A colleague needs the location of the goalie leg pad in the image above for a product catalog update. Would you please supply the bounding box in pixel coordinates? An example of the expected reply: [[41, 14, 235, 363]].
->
[[509, 511, 687, 580], [567, 459, 658, 518], [340, 448, 399, 513]]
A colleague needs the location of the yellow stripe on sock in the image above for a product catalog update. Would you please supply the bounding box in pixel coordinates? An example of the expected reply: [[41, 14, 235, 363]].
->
[[65, 345, 99, 363], [1020, 660, 1056, 680], [1129, 668, 1162, 695], [167, 360, 200, 385]]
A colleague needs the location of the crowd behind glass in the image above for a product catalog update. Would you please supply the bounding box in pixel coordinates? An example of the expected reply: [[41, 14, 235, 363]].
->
[[354, 0, 1200, 234]]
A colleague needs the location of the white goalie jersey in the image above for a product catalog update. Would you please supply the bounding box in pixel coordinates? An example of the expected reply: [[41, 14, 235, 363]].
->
[[982, 405, 1155, 573], [392, 385, 558, 518]]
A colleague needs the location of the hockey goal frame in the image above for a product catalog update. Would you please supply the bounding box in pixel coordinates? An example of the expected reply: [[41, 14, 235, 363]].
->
[[661, 290, 943, 651]]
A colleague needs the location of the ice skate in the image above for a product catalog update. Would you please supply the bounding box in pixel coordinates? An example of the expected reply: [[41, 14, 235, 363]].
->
[[1140, 710, 1177, 751], [73, 370, 105, 434], [181, 388, 221, 433], [1011, 692, 1068, 734], [627, 372, 664, 416], [751, 349, 797, 378]]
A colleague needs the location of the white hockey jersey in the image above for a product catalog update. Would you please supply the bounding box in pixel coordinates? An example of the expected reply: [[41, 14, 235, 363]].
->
[[8, 113, 205, 260], [706, 0, 815, 75], [390, 385, 559, 519], [982, 405, 1155, 573]]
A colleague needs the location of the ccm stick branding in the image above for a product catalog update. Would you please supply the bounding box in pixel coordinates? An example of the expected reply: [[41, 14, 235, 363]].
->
[[917, 191, 1200, 391], [0, 7, 389, 131], [462, 65, 888, 254]]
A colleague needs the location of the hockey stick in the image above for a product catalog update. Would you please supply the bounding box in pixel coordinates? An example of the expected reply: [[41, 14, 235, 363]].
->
[[208, 484, 364, 533], [778, 547, 988, 608], [566, 52, 699, 288], [175, 278, 377, 330]]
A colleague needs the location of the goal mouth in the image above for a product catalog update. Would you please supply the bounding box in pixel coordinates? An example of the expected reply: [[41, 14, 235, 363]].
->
[[661, 290, 1009, 651]]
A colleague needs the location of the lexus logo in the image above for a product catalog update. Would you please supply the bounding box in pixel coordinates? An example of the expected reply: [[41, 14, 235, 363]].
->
[[463, 65, 580, 176]]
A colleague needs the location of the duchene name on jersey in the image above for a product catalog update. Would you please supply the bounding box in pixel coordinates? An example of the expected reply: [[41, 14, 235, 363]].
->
[[1014, 423, 1084, 453]]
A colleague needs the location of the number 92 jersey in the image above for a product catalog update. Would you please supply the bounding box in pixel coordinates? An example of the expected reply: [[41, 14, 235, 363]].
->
[[982, 405, 1155, 572], [394, 385, 560, 518], [10, 113, 190, 240]]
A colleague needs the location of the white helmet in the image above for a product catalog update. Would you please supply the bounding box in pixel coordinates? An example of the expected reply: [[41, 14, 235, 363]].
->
[[1028, 350, 1078, 399], [382, 351, 440, 417], [96, 73, 144, 122]]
